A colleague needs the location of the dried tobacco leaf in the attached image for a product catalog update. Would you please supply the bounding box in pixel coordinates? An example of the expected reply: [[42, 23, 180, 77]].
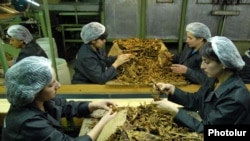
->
[[111, 38, 190, 86]]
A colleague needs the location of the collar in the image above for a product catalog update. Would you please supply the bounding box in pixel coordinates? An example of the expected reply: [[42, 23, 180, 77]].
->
[[213, 74, 241, 98]]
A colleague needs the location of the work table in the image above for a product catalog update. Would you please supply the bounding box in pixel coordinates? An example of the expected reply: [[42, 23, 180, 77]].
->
[[1, 84, 250, 98], [0, 84, 201, 99], [0, 84, 250, 127]]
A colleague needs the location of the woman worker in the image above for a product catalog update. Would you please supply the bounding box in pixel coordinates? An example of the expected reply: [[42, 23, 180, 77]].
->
[[71, 22, 131, 84], [6, 24, 48, 64], [2, 56, 117, 141], [152, 36, 250, 133], [170, 22, 211, 84]]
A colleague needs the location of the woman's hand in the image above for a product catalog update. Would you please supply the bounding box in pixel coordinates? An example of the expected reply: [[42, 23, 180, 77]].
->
[[151, 99, 179, 115], [88, 100, 118, 112], [112, 54, 131, 68], [87, 109, 117, 140], [170, 64, 188, 74], [99, 109, 117, 124], [153, 82, 175, 95]]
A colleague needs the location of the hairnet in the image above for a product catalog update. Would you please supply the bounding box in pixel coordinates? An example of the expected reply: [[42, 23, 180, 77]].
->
[[7, 25, 33, 44], [5, 56, 53, 107], [186, 22, 211, 40], [80, 22, 105, 44], [208, 36, 245, 70]]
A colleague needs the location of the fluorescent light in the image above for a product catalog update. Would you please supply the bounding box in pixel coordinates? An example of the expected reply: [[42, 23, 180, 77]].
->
[[26, 0, 40, 7]]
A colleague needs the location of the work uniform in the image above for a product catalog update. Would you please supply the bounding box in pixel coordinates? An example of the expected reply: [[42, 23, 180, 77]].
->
[[172, 44, 206, 84], [239, 49, 250, 83], [2, 96, 92, 141], [72, 44, 117, 84], [15, 41, 48, 63], [169, 74, 250, 133]]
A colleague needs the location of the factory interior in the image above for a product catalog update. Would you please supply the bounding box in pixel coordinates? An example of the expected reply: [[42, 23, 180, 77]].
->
[[0, 0, 250, 140]]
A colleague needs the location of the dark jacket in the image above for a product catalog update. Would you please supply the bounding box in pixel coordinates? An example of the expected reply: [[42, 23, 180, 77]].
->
[[239, 49, 250, 83], [2, 96, 92, 141], [16, 41, 48, 63], [72, 44, 117, 84], [169, 74, 250, 133], [172, 44, 206, 84]]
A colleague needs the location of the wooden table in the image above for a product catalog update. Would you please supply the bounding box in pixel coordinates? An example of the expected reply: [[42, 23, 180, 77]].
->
[[0, 84, 199, 127], [0, 84, 249, 127], [0, 84, 200, 94], [78, 98, 183, 140], [1, 83, 250, 113]]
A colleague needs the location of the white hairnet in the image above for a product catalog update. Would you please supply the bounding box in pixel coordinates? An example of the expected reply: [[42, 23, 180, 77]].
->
[[208, 36, 245, 70], [186, 22, 211, 40], [80, 22, 105, 44], [7, 25, 33, 44], [5, 56, 53, 107]]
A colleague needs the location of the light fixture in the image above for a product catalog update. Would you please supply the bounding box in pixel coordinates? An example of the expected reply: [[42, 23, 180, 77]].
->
[[26, 0, 40, 7]]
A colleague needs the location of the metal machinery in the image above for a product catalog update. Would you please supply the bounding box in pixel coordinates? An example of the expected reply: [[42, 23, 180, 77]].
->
[[46, 0, 250, 72], [104, 0, 250, 53], [0, 0, 49, 75]]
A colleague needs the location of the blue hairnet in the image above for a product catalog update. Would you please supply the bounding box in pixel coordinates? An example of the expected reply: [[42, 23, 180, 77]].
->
[[186, 22, 211, 40], [208, 36, 245, 70], [7, 25, 33, 44], [80, 22, 105, 44], [5, 56, 53, 107]]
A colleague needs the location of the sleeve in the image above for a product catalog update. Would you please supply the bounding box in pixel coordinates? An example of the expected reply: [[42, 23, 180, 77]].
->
[[53, 97, 92, 119], [106, 55, 117, 66], [168, 88, 200, 110], [79, 56, 118, 84], [174, 98, 247, 133], [172, 53, 181, 64], [22, 116, 92, 141], [174, 108, 204, 133], [170, 82, 249, 133], [185, 67, 207, 84]]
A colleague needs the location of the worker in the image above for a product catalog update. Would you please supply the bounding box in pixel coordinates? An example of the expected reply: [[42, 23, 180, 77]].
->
[[170, 22, 211, 84], [1, 56, 117, 141], [239, 48, 250, 83], [71, 22, 131, 84], [6, 24, 47, 64], [152, 36, 250, 133]]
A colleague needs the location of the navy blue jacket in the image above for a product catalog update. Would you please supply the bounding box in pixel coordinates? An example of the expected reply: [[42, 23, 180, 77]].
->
[[16, 41, 48, 63], [172, 44, 206, 84], [72, 44, 117, 84], [2, 97, 92, 141], [169, 74, 250, 133]]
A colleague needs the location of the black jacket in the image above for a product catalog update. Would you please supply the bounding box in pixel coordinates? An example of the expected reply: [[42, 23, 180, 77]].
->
[[239, 49, 250, 83], [72, 44, 117, 84], [169, 74, 250, 133], [16, 41, 48, 63], [172, 44, 206, 84], [2, 96, 92, 141]]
